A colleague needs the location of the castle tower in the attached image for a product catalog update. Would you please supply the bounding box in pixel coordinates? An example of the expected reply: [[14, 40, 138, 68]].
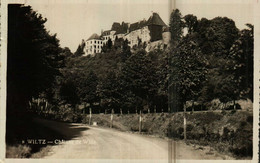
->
[[146, 12, 167, 42]]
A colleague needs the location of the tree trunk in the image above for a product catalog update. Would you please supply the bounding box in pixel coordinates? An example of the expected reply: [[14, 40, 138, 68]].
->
[[154, 106, 156, 113], [120, 108, 123, 115], [148, 108, 150, 114], [105, 109, 107, 114]]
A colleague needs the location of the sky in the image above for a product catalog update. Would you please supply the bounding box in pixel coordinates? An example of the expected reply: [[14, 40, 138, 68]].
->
[[24, 0, 255, 52]]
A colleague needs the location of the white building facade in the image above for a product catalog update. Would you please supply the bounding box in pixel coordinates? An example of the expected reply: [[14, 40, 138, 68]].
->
[[85, 33, 104, 56]]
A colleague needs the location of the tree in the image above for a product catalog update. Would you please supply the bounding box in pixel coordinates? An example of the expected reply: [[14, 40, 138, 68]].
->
[[120, 39, 131, 62], [154, 50, 169, 112], [197, 17, 239, 57], [194, 16, 240, 106], [169, 9, 185, 46], [121, 50, 158, 113], [60, 79, 80, 111], [107, 38, 113, 49], [62, 47, 73, 58], [78, 71, 99, 112], [102, 38, 113, 53], [98, 71, 121, 113], [7, 4, 63, 116], [229, 24, 254, 101], [184, 14, 198, 34], [74, 39, 86, 57], [168, 34, 207, 111]]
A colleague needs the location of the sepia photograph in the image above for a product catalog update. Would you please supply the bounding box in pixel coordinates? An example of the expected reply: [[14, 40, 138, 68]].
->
[[3, 0, 258, 162]]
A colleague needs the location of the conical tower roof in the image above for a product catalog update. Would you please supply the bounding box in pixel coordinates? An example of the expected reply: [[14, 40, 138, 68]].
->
[[146, 12, 166, 26]]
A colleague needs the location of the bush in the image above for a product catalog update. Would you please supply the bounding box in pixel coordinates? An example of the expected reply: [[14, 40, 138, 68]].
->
[[230, 109, 237, 114], [246, 115, 253, 123]]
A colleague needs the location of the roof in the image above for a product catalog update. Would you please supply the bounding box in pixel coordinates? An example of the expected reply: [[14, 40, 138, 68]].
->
[[95, 13, 167, 37], [146, 12, 167, 26], [101, 30, 111, 36], [129, 20, 147, 32], [87, 33, 101, 41], [111, 22, 129, 34]]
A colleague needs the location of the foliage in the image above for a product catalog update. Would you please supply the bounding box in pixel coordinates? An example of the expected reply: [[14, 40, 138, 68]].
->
[[169, 9, 185, 46], [60, 79, 80, 109], [184, 14, 198, 34], [78, 71, 99, 107], [97, 71, 121, 112], [74, 39, 86, 57], [196, 17, 239, 56], [168, 33, 207, 111], [120, 50, 159, 112], [7, 4, 64, 115], [228, 24, 254, 101], [15, 7, 253, 117]]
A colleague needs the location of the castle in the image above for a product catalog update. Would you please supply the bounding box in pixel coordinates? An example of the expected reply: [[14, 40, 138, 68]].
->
[[84, 12, 171, 56]]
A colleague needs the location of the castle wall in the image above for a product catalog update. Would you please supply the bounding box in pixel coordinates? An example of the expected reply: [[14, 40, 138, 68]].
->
[[124, 26, 150, 48], [145, 40, 164, 52], [162, 32, 171, 45]]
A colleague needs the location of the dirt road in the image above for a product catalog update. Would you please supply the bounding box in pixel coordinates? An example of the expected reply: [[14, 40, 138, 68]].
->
[[32, 118, 233, 160]]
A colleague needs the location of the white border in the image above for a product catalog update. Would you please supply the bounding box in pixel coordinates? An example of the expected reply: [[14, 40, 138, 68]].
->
[[0, 0, 259, 162]]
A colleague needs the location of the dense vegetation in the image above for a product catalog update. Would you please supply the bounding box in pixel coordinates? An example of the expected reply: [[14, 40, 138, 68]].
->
[[7, 5, 253, 121], [50, 9, 253, 117]]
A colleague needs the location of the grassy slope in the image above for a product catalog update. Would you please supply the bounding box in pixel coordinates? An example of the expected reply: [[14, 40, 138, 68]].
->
[[90, 111, 253, 159]]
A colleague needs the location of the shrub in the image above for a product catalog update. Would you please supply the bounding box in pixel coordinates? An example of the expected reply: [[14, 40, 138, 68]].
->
[[246, 115, 253, 123]]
